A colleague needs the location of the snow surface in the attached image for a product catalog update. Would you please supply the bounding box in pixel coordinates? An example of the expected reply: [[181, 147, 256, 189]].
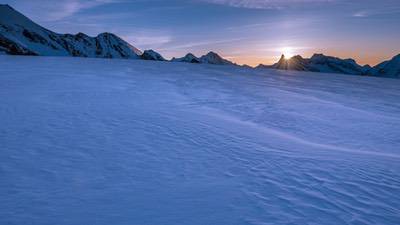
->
[[1, 56, 400, 225]]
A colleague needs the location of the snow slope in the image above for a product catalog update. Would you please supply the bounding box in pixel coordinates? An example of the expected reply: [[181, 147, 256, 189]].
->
[[1, 56, 400, 225]]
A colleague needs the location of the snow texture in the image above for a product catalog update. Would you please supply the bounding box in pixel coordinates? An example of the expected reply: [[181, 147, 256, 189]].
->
[[1, 56, 400, 225]]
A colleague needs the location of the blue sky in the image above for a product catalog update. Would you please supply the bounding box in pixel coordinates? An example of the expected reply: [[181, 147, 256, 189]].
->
[[3, 0, 400, 65]]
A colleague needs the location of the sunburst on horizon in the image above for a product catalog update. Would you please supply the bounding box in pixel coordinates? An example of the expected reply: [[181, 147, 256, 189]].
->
[[281, 47, 295, 59]]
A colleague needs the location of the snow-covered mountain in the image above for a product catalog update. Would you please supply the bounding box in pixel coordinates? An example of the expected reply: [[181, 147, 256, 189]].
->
[[171, 52, 235, 66], [258, 54, 372, 76], [368, 54, 400, 78], [272, 54, 309, 71], [199, 51, 235, 65], [141, 49, 166, 61], [0, 4, 142, 58], [307, 54, 370, 75], [171, 53, 200, 63]]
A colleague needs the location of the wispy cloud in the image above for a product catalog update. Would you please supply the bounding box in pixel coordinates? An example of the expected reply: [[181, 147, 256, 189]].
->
[[158, 38, 244, 51], [353, 11, 368, 17], [3, 0, 125, 21], [199, 0, 335, 9], [352, 7, 400, 18], [120, 28, 173, 50], [124, 35, 172, 49], [46, 0, 126, 21]]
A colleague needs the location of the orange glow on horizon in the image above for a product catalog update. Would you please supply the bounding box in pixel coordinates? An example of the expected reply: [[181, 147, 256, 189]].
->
[[229, 50, 398, 67]]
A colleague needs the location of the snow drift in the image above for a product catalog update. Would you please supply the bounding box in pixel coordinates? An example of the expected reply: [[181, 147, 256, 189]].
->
[[1, 55, 400, 225]]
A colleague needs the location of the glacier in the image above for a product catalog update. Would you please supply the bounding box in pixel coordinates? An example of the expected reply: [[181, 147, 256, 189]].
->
[[0, 56, 399, 225]]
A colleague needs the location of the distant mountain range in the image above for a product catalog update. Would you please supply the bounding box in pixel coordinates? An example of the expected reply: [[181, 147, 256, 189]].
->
[[1, 4, 399, 78], [172, 52, 236, 65], [257, 54, 400, 78]]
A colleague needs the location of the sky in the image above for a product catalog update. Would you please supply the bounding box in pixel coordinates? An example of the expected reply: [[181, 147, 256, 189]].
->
[[2, 0, 400, 66]]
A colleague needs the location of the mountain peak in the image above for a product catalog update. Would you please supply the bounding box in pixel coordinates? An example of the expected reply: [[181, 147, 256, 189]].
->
[[291, 55, 305, 60], [171, 53, 200, 63], [185, 53, 197, 58], [172, 51, 234, 66], [200, 51, 234, 65], [141, 49, 166, 61], [96, 32, 117, 38], [311, 53, 326, 58], [274, 54, 308, 71], [269, 53, 367, 75], [204, 51, 221, 58]]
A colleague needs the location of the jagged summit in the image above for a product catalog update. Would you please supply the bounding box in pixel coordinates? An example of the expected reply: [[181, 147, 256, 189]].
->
[[199, 51, 235, 65], [256, 53, 400, 78], [141, 49, 166, 61], [273, 54, 308, 71], [0, 5, 141, 58], [171, 52, 235, 66], [262, 53, 370, 76], [172, 53, 200, 63]]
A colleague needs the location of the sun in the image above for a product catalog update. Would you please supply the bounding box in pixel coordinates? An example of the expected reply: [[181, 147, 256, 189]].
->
[[281, 47, 294, 59]]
